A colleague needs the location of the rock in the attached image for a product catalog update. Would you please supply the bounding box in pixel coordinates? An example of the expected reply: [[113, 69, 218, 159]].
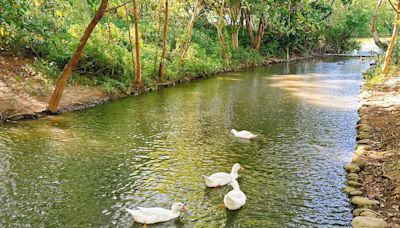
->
[[357, 132, 370, 140], [350, 190, 363, 196], [351, 196, 380, 207], [345, 164, 361, 173], [356, 123, 372, 132], [356, 145, 372, 152], [394, 186, 400, 195], [360, 211, 379, 218], [353, 208, 381, 217], [352, 159, 367, 169], [344, 186, 357, 194], [347, 173, 359, 180], [358, 139, 372, 145], [347, 180, 362, 187], [355, 150, 365, 156], [352, 216, 387, 228]]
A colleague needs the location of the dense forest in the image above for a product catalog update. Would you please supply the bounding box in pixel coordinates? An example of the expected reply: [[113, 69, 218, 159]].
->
[[0, 0, 398, 109]]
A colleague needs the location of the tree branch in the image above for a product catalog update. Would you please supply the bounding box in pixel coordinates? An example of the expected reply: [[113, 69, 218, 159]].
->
[[105, 1, 131, 13], [388, 0, 398, 12]]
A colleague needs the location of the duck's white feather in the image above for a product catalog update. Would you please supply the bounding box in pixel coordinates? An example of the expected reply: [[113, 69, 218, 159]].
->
[[125, 207, 180, 224], [204, 173, 234, 187], [223, 180, 246, 210], [231, 129, 257, 139], [203, 164, 241, 188]]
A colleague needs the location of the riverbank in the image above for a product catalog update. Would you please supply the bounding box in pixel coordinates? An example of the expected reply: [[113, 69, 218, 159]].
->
[[345, 76, 400, 227], [0, 54, 306, 122]]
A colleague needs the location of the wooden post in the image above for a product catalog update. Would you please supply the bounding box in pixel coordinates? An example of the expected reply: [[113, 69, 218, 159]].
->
[[47, 0, 109, 113]]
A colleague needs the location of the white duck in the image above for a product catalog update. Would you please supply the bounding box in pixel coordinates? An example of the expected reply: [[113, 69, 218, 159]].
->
[[203, 163, 243, 187], [125, 202, 187, 225], [231, 129, 257, 139], [224, 180, 247, 210]]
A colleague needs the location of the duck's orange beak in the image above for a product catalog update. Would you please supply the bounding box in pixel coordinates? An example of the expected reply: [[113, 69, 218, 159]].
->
[[182, 205, 188, 212], [240, 167, 245, 170]]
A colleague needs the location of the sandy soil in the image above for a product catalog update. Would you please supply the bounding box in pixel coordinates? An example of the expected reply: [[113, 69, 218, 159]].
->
[[357, 78, 400, 226], [0, 54, 111, 121]]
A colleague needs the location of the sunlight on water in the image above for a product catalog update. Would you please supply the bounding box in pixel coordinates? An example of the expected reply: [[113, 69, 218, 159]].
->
[[0, 58, 371, 227]]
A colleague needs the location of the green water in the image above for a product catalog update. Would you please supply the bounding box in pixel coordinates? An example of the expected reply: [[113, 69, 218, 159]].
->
[[0, 58, 371, 227]]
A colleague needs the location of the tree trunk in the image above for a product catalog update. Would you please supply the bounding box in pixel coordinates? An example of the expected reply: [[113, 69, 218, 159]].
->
[[255, 15, 266, 51], [125, 4, 136, 81], [215, 0, 228, 59], [228, 3, 241, 49], [215, 24, 227, 59], [132, 0, 143, 90], [245, 9, 255, 48], [47, 0, 108, 113], [232, 25, 239, 49], [382, 0, 400, 76], [287, 0, 291, 60], [153, 0, 164, 75], [158, 0, 169, 81], [179, 0, 201, 68], [371, 0, 388, 51]]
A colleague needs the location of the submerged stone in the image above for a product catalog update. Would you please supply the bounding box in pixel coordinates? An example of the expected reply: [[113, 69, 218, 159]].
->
[[352, 216, 387, 228]]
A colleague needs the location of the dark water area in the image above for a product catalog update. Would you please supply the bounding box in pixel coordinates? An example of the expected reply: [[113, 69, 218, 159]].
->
[[0, 58, 371, 227]]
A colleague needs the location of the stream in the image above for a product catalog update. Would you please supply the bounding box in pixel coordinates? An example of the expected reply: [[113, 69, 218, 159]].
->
[[0, 57, 371, 227]]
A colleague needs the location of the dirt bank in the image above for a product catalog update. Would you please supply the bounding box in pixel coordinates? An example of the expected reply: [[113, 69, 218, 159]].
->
[[346, 77, 400, 227], [0, 53, 298, 122], [0, 54, 113, 121]]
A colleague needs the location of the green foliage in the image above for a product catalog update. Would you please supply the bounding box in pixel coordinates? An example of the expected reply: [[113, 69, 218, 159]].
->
[[231, 47, 264, 66], [392, 39, 400, 65], [323, 4, 368, 53], [363, 66, 385, 88], [1, 0, 380, 94]]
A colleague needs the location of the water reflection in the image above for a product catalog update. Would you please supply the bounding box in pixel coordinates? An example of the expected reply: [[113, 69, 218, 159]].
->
[[0, 58, 370, 227]]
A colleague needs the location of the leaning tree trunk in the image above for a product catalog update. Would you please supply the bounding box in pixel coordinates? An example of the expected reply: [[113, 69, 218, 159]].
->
[[382, 0, 400, 76], [372, 0, 388, 51], [245, 9, 255, 49], [255, 15, 266, 51], [47, 0, 108, 113], [179, 0, 201, 68], [158, 0, 169, 81], [132, 0, 143, 90]]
